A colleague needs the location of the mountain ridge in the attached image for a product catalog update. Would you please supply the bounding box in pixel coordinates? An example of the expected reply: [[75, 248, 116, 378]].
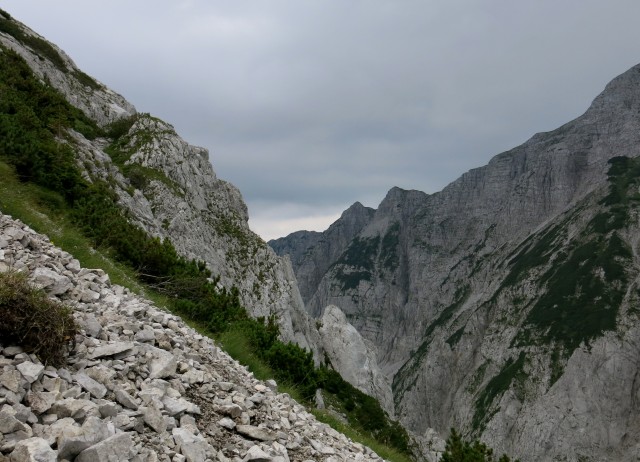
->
[[272, 61, 640, 461]]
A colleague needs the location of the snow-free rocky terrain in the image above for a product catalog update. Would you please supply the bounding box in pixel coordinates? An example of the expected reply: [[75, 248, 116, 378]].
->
[[0, 213, 387, 462]]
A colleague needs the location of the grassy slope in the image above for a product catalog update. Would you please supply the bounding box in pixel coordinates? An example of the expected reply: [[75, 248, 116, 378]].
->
[[0, 160, 413, 462]]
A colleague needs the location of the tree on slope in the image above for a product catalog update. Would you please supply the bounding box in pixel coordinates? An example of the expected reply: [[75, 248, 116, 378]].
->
[[441, 428, 517, 462]]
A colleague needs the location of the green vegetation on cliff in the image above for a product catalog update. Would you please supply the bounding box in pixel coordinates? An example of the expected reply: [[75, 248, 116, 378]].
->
[[442, 429, 519, 462], [0, 42, 411, 461]]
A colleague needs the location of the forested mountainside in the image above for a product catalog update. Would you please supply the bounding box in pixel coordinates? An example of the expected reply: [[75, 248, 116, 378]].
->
[[271, 63, 640, 461]]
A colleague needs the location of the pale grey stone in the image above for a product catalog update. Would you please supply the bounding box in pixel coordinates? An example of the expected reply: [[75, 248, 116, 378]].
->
[[8, 437, 56, 462], [31, 267, 72, 295], [216, 382, 234, 392], [88, 342, 135, 359], [172, 427, 209, 462], [98, 401, 118, 418], [142, 405, 166, 433], [0, 369, 23, 393], [236, 425, 274, 442], [162, 396, 189, 417], [0, 410, 27, 434], [24, 392, 57, 415], [218, 417, 235, 430], [75, 373, 107, 399], [56, 416, 111, 460], [242, 445, 272, 462], [143, 345, 177, 379], [84, 365, 116, 391], [114, 389, 138, 410], [265, 379, 277, 391], [48, 398, 99, 420], [65, 258, 81, 273], [75, 432, 134, 462], [217, 403, 243, 418], [2, 346, 24, 357], [135, 328, 156, 343], [16, 362, 44, 384], [77, 313, 102, 338], [180, 369, 204, 385]]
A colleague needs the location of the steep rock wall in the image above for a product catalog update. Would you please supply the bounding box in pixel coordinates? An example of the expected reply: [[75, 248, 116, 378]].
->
[[274, 64, 640, 461]]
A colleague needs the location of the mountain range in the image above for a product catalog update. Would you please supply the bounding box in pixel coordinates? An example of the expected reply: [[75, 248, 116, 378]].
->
[[3, 7, 640, 461]]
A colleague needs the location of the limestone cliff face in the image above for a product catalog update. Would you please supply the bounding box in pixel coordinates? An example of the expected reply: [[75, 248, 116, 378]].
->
[[272, 63, 640, 461], [318, 305, 394, 416], [0, 13, 320, 354]]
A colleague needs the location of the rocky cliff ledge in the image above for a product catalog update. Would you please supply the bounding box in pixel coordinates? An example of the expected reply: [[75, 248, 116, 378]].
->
[[0, 212, 386, 462]]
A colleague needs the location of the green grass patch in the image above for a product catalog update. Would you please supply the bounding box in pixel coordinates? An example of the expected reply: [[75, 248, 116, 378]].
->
[[312, 410, 413, 462], [216, 328, 279, 380]]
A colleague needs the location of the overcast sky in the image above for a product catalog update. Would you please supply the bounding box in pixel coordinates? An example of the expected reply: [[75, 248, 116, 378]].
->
[[7, 1, 640, 240]]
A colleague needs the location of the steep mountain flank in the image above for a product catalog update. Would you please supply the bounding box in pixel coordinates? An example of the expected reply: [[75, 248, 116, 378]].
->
[[0, 12, 320, 354], [0, 212, 389, 461], [272, 64, 640, 461]]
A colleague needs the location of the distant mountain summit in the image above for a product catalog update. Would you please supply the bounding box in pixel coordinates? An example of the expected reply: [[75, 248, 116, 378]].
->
[[272, 63, 640, 461]]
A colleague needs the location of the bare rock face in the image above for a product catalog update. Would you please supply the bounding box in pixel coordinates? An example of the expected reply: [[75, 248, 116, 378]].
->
[[318, 306, 394, 415], [275, 63, 640, 461]]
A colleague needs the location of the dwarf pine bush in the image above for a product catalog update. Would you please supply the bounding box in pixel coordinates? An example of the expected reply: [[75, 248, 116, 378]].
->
[[0, 271, 76, 366]]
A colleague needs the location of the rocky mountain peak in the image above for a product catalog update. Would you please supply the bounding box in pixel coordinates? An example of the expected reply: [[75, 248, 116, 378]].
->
[[277, 61, 640, 461]]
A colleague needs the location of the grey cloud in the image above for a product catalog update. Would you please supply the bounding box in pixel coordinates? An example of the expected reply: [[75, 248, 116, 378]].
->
[[8, 1, 640, 238]]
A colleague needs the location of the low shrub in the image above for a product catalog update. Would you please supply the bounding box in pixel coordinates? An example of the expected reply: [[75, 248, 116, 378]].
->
[[441, 428, 519, 462], [0, 271, 76, 366]]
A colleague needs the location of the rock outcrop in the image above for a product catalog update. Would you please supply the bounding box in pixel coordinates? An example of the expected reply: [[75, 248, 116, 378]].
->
[[318, 306, 393, 416], [272, 64, 640, 461], [0, 12, 320, 357], [0, 212, 388, 462]]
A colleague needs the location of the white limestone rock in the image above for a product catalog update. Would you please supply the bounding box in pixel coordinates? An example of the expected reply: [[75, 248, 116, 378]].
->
[[74, 373, 107, 399], [15, 363, 44, 385], [75, 432, 135, 462], [8, 437, 56, 462], [30, 267, 72, 295], [172, 427, 210, 462], [319, 305, 394, 415]]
